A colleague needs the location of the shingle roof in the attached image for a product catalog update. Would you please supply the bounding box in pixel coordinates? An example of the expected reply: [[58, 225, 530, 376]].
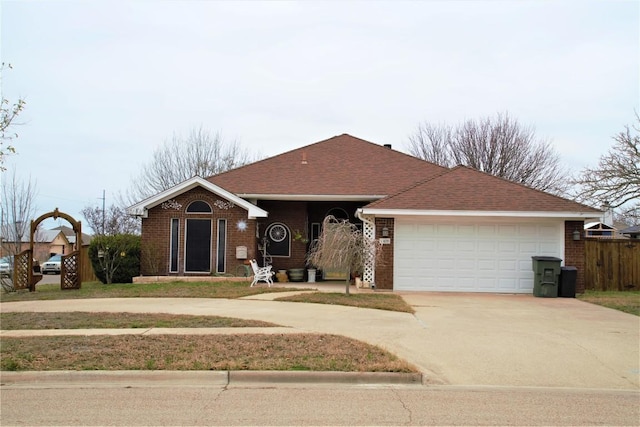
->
[[208, 134, 447, 197], [365, 165, 601, 213], [0, 229, 64, 244], [620, 225, 640, 234], [51, 225, 93, 245]]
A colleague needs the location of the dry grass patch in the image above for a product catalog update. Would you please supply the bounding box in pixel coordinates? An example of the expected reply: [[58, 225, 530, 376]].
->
[[1, 334, 417, 372], [0, 312, 279, 330], [0, 280, 309, 302], [578, 290, 640, 316], [275, 292, 415, 313]]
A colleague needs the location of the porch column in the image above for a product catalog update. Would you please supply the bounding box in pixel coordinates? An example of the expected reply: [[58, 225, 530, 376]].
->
[[360, 213, 376, 285]]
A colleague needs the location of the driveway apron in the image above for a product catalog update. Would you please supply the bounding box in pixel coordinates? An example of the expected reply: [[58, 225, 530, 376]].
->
[[399, 292, 639, 390]]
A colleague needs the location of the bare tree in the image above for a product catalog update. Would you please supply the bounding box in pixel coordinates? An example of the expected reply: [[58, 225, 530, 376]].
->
[[408, 122, 454, 167], [81, 204, 140, 236], [0, 170, 39, 255], [573, 113, 640, 224], [0, 171, 38, 292], [125, 126, 257, 203], [1, 63, 26, 171], [407, 112, 571, 195], [614, 207, 639, 227], [307, 216, 381, 295]]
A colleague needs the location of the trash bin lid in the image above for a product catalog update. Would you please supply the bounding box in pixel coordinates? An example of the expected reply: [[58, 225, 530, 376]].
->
[[531, 256, 562, 262], [561, 266, 577, 271]]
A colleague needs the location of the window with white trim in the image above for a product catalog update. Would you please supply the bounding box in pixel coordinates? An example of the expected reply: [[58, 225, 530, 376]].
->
[[264, 222, 291, 257]]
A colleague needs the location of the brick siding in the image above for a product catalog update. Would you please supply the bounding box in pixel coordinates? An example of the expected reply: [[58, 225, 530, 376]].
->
[[374, 218, 394, 289], [564, 220, 586, 293], [256, 201, 309, 272], [141, 188, 257, 276]]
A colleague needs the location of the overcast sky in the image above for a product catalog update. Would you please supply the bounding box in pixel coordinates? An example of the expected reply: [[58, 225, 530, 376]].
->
[[1, 0, 638, 233]]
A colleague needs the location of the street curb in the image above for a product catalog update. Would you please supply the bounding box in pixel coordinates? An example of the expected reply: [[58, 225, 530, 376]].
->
[[0, 370, 424, 387], [229, 370, 423, 384], [0, 371, 228, 387]]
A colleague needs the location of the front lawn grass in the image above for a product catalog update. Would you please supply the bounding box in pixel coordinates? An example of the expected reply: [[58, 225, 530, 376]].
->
[[0, 280, 305, 302], [578, 290, 640, 316], [0, 312, 279, 330], [276, 292, 415, 313], [1, 334, 417, 373], [0, 280, 412, 313]]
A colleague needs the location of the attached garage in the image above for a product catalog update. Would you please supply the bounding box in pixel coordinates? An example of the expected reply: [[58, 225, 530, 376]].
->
[[393, 217, 564, 293], [359, 165, 599, 294]]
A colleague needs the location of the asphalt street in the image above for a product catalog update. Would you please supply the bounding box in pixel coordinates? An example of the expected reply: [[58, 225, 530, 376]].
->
[[2, 382, 638, 426]]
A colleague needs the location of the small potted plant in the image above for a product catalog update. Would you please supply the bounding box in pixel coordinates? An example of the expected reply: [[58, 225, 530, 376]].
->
[[287, 267, 305, 282], [292, 229, 309, 244]]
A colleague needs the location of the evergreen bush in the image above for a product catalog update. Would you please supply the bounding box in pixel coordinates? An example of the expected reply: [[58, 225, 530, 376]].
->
[[89, 234, 141, 284]]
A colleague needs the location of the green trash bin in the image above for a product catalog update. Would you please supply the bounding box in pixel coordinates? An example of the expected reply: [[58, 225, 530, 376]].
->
[[531, 256, 562, 298]]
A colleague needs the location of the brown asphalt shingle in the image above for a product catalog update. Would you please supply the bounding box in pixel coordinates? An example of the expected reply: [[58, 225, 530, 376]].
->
[[208, 134, 447, 197], [365, 165, 601, 213], [207, 134, 598, 214]]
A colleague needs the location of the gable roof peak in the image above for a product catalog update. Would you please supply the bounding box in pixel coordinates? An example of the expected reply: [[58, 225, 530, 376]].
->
[[207, 133, 447, 198], [127, 175, 268, 219]]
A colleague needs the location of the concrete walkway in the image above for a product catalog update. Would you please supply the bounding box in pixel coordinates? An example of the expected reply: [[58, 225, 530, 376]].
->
[[1, 291, 638, 390]]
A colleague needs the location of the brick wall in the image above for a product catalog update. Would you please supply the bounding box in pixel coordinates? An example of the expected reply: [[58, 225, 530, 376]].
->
[[257, 201, 309, 271], [564, 220, 586, 293], [374, 218, 394, 289], [141, 188, 257, 276]]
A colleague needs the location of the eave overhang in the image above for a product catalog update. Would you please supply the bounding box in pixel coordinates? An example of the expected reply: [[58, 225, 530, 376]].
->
[[237, 194, 387, 202], [127, 176, 269, 219], [357, 208, 603, 221]]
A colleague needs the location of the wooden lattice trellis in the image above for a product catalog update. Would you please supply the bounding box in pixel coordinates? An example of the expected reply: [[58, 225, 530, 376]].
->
[[12, 250, 43, 291], [19, 208, 84, 291], [360, 213, 376, 285], [61, 251, 80, 290], [12, 251, 31, 290]]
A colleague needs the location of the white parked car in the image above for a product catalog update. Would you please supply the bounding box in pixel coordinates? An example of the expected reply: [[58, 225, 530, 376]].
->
[[42, 255, 62, 274], [0, 256, 13, 277]]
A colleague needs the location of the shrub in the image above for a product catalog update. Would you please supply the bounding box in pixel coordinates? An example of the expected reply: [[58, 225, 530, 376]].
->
[[89, 234, 141, 284]]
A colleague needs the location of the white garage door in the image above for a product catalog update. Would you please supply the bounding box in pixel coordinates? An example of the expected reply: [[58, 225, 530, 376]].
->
[[394, 218, 563, 293]]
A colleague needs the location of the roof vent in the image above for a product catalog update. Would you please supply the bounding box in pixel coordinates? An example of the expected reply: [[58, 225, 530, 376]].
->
[[383, 144, 392, 149]]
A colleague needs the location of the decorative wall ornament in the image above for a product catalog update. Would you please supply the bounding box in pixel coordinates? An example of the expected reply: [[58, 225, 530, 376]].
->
[[161, 199, 182, 210], [236, 220, 248, 232], [213, 200, 235, 210], [269, 224, 287, 242]]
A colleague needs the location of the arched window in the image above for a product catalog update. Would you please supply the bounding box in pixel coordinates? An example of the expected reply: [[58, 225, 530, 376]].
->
[[186, 201, 212, 213], [264, 222, 290, 257], [326, 207, 349, 221]]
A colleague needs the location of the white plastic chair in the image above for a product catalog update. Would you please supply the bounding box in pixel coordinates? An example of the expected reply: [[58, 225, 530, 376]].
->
[[249, 259, 274, 287]]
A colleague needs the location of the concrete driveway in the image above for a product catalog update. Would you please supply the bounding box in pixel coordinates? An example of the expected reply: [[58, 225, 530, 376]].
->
[[397, 292, 639, 389], [1, 291, 638, 390]]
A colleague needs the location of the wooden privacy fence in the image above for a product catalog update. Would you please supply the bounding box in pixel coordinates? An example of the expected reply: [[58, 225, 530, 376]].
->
[[584, 238, 640, 291], [80, 246, 98, 282]]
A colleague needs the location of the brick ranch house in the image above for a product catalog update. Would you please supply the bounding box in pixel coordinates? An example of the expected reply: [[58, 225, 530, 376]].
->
[[128, 134, 602, 293]]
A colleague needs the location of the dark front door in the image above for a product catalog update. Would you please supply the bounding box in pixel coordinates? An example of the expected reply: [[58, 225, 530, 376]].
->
[[185, 219, 211, 272]]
